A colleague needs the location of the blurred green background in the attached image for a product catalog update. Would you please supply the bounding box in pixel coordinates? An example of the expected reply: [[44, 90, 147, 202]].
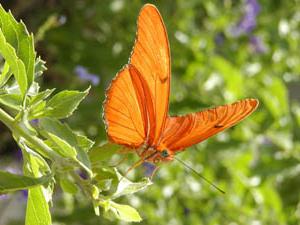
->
[[0, 0, 300, 224]]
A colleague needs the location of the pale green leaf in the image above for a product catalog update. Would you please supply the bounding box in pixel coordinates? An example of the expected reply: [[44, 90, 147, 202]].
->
[[0, 93, 22, 110], [60, 178, 78, 194], [43, 87, 90, 118], [39, 118, 92, 169], [0, 170, 51, 193], [212, 56, 244, 100], [76, 134, 94, 152], [46, 133, 77, 159], [109, 201, 142, 222], [21, 145, 52, 225], [34, 56, 46, 77], [0, 29, 27, 96], [0, 5, 35, 86], [260, 77, 289, 118], [29, 89, 55, 106], [89, 142, 121, 164], [25, 186, 52, 225], [112, 173, 152, 199], [0, 61, 12, 87], [27, 81, 40, 96]]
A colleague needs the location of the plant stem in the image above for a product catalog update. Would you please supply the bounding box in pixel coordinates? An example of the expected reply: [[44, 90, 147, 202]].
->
[[0, 107, 63, 163], [0, 107, 92, 176], [0, 107, 14, 129]]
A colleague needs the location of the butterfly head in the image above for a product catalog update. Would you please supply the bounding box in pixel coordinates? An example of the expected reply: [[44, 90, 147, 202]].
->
[[145, 148, 173, 164]]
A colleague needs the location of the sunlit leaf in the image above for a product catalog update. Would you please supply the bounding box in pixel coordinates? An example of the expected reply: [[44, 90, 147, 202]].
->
[[43, 87, 90, 119], [0, 61, 12, 87], [0, 170, 51, 193], [0, 30, 27, 96], [111, 172, 152, 199], [89, 142, 121, 164], [108, 201, 142, 222], [60, 178, 78, 194], [0, 93, 22, 110], [39, 118, 92, 169], [25, 186, 52, 225], [0, 5, 36, 94], [46, 133, 77, 159]]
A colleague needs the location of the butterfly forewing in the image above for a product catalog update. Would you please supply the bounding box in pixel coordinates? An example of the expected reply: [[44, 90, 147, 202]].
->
[[159, 99, 259, 152], [104, 65, 148, 148], [130, 4, 171, 146]]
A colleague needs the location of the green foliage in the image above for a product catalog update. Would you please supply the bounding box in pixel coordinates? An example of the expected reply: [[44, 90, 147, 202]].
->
[[105, 201, 142, 222], [42, 88, 90, 119], [0, 3, 148, 224], [0, 0, 299, 225], [0, 5, 35, 96], [0, 170, 51, 193], [26, 187, 52, 225]]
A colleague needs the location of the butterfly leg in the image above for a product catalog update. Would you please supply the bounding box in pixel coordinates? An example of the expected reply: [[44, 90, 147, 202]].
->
[[149, 166, 160, 180], [122, 158, 145, 178], [109, 155, 128, 167]]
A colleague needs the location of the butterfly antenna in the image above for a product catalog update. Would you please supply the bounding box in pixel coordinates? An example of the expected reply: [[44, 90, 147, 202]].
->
[[174, 157, 225, 194]]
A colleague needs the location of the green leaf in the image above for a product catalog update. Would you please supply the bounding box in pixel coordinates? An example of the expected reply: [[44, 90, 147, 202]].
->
[[0, 170, 51, 193], [21, 145, 52, 225], [0, 61, 12, 87], [46, 133, 77, 159], [112, 173, 152, 199], [29, 101, 46, 119], [93, 167, 118, 193], [60, 178, 78, 194], [260, 77, 289, 118], [89, 142, 121, 165], [109, 201, 142, 222], [212, 56, 244, 100], [76, 134, 94, 152], [39, 118, 78, 145], [25, 186, 52, 225], [0, 29, 27, 96], [29, 89, 55, 106], [0, 93, 22, 110], [34, 56, 47, 77], [27, 81, 40, 96], [39, 118, 92, 169], [28, 89, 55, 119], [43, 87, 90, 119], [0, 5, 35, 87]]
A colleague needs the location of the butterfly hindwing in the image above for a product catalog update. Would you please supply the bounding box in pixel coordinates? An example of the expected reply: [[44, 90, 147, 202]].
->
[[159, 99, 259, 152]]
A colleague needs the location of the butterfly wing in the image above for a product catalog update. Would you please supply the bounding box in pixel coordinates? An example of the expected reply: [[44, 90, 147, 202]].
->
[[104, 65, 149, 148], [130, 4, 171, 146], [159, 99, 259, 152]]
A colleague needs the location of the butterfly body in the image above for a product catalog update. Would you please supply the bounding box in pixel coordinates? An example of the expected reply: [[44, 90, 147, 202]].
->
[[103, 4, 258, 165]]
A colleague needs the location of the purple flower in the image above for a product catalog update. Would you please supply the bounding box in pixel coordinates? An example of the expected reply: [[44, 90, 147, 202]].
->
[[74, 66, 100, 86], [184, 207, 190, 216], [0, 194, 9, 201], [142, 162, 156, 177], [30, 119, 39, 125], [249, 35, 267, 53], [21, 190, 28, 199], [230, 0, 260, 36], [15, 149, 23, 162], [214, 32, 225, 46], [78, 170, 88, 180]]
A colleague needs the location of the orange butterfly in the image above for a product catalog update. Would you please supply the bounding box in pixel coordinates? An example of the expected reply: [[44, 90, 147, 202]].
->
[[103, 4, 258, 166]]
